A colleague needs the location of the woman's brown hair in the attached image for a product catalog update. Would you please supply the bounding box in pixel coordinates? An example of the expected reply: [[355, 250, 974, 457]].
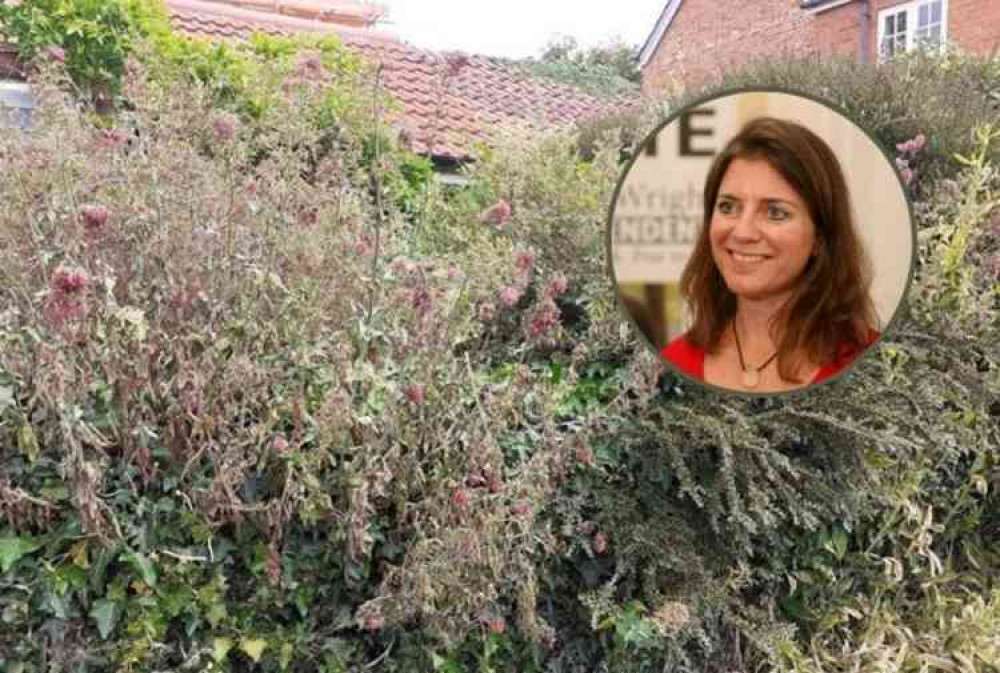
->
[[680, 116, 878, 382]]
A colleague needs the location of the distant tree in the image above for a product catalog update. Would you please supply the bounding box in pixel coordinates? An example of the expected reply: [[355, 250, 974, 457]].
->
[[538, 34, 640, 83]]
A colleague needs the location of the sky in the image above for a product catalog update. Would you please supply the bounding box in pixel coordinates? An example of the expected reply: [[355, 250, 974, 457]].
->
[[373, 1, 667, 60]]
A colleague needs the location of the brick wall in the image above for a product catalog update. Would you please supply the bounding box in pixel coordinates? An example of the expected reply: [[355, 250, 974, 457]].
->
[[813, 4, 863, 60], [642, 0, 1000, 97], [948, 0, 1000, 54], [640, 0, 815, 96]]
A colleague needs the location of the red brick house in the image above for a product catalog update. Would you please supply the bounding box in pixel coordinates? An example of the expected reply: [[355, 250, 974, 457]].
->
[[639, 0, 1000, 95]]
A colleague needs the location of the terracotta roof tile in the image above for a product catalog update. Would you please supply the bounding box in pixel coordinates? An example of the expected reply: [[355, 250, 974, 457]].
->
[[166, 0, 639, 161]]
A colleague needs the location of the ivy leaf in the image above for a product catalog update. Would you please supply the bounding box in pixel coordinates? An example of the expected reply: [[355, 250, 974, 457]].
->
[[213, 637, 233, 662], [240, 637, 268, 662], [0, 536, 41, 573], [0, 384, 14, 409], [17, 424, 39, 463], [128, 551, 157, 587], [90, 598, 121, 640]]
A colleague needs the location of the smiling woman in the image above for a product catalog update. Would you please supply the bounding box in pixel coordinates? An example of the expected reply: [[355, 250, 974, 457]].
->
[[662, 116, 880, 392]]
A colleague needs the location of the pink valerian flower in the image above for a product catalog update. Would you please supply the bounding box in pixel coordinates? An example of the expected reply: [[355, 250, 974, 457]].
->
[[452, 488, 470, 509], [523, 298, 561, 345], [478, 199, 512, 228], [499, 285, 522, 308], [896, 133, 927, 154], [52, 266, 89, 295], [45, 266, 89, 329], [514, 249, 535, 274], [211, 112, 239, 142], [354, 235, 374, 256], [447, 265, 461, 280], [545, 273, 569, 299], [487, 616, 506, 635], [390, 257, 416, 276], [404, 383, 426, 405], [96, 128, 128, 150], [408, 287, 433, 316], [271, 435, 290, 454], [511, 501, 531, 516], [80, 204, 109, 233], [900, 167, 914, 186], [593, 532, 608, 555]]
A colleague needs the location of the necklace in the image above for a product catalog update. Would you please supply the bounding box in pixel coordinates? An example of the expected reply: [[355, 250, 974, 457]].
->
[[732, 323, 779, 389]]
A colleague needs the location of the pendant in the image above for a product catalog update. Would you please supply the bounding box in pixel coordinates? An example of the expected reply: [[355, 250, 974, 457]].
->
[[742, 368, 760, 389]]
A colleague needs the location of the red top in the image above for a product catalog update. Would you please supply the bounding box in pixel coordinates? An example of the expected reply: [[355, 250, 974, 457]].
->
[[661, 329, 880, 385]]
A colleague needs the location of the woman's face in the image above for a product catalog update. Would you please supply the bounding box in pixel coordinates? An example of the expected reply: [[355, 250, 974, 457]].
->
[[709, 157, 818, 304]]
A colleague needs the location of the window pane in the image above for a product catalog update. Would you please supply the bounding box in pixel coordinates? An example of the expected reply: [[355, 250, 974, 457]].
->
[[885, 14, 895, 34], [898, 11, 907, 32], [919, 4, 929, 25], [931, 24, 941, 40], [932, 0, 942, 23]]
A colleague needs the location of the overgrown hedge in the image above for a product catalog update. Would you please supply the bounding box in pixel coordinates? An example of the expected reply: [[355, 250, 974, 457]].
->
[[0, 10, 998, 671]]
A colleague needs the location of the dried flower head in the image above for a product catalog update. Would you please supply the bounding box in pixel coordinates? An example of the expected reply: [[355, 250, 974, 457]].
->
[[445, 52, 470, 78], [524, 298, 561, 344], [211, 112, 239, 142], [574, 442, 595, 466], [97, 128, 128, 150], [478, 199, 512, 228], [296, 51, 326, 79], [477, 300, 496, 322], [80, 204, 109, 231], [43, 46, 66, 64], [545, 273, 569, 298], [651, 601, 692, 634], [52, 266, 89, 295], [404, 383, 426, 405]]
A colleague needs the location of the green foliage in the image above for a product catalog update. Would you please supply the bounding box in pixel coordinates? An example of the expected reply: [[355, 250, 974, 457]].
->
[[516, 56, 639, 98], [538, 34, 641, 84], [0, 0, 140, 96]]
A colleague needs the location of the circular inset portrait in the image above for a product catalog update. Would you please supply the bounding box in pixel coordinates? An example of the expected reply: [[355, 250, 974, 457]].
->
[[608, 88, 915, 395]]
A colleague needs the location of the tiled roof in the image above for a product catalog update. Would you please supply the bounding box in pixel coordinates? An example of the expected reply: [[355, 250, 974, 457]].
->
[[166, 0, 638, 161]]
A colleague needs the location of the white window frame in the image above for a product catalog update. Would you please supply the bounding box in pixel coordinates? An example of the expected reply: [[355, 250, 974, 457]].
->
[[0, 81, 34, 130], [876, 0, 948, 61]]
